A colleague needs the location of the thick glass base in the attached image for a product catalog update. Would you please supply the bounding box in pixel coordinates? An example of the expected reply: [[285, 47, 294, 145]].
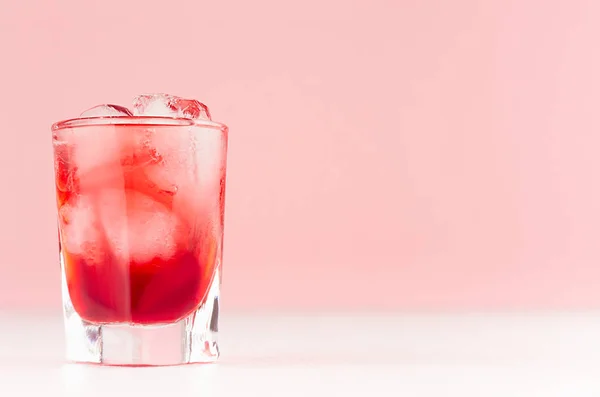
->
[[61, 265, 220, 366]]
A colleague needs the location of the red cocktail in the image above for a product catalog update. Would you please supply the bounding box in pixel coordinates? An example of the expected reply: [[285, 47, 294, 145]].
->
[[52, 94, 227, 365]]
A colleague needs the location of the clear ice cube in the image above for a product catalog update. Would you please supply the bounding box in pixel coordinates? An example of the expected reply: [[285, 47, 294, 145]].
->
[[58, 196, 105, 264], [97, 189, 181, 263], [132, 94, 211, 120]]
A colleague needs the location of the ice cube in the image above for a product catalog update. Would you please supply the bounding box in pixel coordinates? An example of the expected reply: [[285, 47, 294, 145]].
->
[[58, 196, 106, 265], [132, 93, 211, 120], [141, 124, 225, 223], [80, 104, 133, 118], [72, 105, 133, 180], [71, 125, 124, 185], [97, 189, 182, 263]]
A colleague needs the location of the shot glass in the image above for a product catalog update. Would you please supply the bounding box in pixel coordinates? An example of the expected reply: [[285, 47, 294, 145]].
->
[[52, 116, 228, 365]]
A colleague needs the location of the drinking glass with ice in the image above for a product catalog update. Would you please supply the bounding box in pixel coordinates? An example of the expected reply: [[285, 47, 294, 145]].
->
[[52, 94, 228, 366]]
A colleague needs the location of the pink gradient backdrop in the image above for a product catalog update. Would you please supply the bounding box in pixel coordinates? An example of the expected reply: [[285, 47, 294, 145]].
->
[[1, 0, 599, 310]]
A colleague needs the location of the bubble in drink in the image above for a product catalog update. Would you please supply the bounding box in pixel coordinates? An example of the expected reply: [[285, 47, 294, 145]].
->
[[80, 104, 133, 118], [132, 93, 211, 120]]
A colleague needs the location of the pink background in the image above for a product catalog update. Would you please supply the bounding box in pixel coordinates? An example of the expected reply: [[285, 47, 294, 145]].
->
[[1, 0, 599, 311]]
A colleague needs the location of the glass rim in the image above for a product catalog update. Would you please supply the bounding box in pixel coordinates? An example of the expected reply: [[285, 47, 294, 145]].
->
[[52, 116, 228, 131]]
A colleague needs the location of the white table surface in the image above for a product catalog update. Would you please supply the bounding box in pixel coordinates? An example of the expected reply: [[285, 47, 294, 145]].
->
[[1, 310, 599, 396]]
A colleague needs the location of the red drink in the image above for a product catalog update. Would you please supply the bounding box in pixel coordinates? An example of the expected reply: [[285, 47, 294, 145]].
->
[[54, 119, 226, 326], [53, 95, 228, 366]]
